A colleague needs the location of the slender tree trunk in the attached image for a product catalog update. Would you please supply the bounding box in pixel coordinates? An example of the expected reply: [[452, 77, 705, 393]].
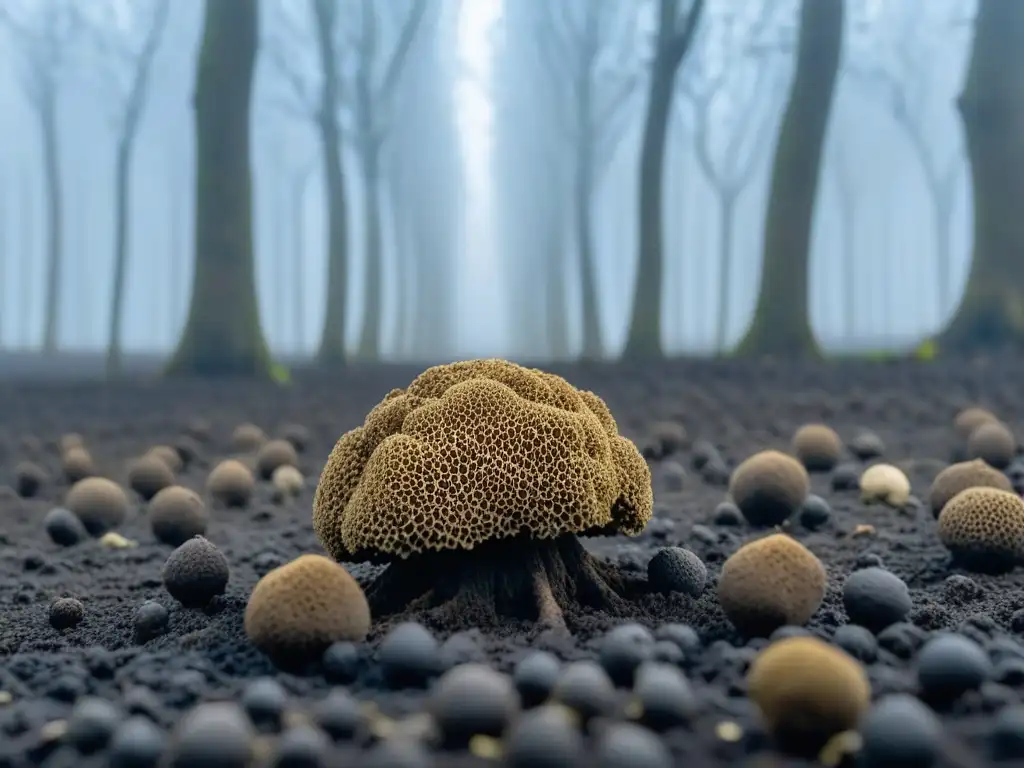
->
[[106, 135, 134, 375], [292, 164, 311, 355], [933, 187, 953, 321], [622, 60, 674, 359], [356, 142, 384, 360], [166, 0, 271, 377], [840, 201, 855, 341], [39, 99, 63, 354], [938, 0, 1024, 352], [735, 0, 843, 357], [715, 190, 737, 353], [396, 200, 418, 359], [21, 170, 34, 348], [574, 142, 603, 360], [546, 223, 570, 360], [169, 156, 183, 348], [272, 172, 287, 352]]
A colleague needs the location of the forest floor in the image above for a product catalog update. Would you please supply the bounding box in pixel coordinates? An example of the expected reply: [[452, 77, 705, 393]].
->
[[0, 356, 1021, 767]]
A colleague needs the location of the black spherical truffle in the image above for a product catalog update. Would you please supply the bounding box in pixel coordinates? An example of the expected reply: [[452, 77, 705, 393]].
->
[[167, 702, 254, 768], [379, 622, 440, 689], [161, 536, 230, 608], [594, 722, 672, 768], [109, 715, 166, 768], [134, 600, 169, 643], [799, 495, 831, 530], [832, 624, 878, 664], [322, 641, 360, 685], [513, 651, 561, 709], [66, 696, 120, 754], [598, 623, 655, 687], [843, 567, 912, 633], [44, 507, 89, 547], [50, 597, 84, 630], [505, 704, 584, 768], [552, 661, 616, 722], [632, 662, 696, 731], [860, 694, 941, 768], [241, 677, 287, 731], [428, 663, 519, 749], [917, 633, 991, 705], [647, 547, 706, 597]]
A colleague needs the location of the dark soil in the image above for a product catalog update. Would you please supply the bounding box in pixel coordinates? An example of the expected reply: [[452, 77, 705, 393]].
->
[[1, 356, 1024, 767]]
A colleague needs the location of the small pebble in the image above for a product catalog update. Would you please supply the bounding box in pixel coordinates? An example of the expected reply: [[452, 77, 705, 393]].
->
[[917, 633, 992, 705], [552, 661, 616, 722], [654, 623, 701, 656], [943, 574, 983, 602], [850, 430, 885, 460], [379, 622, 440, 689], [49, 597, 84, 631], [513, 651, 561, 708], [310, 689, 362, 741], [134, 601, 170, 643], [599, 623, 655, 687], [651, 640, 684, 666], [699, 458, 730, 486], [362, 738, 431, 768], [270, 724, 330, 768], [109, 716, 167, 768], [322, 642, 360, 685], [65, 696, 120, 754], [860, 693, 941, 768], [831, 463, 860, 491], [429, 663, 519, 749], [832, 625, 878, 664], [647, 547, 706, 597], [161, 536, 230, 608], [854, 552, 885, 570], [632, 662, 697, 731], [504, 704, 584, 768], [878, 622, 928, 659], [241, 678, 287, 731], [661, 461, 686, 492], [44, 507, 88, 547], [843, 567, 912, 632], [166, 701, 255, 768], [991, 704, 1024, 761], [594, 722, 672, 768], [799, 495, 831, 530], [690, 440, 720, 470], [712, 501, 744, 526]]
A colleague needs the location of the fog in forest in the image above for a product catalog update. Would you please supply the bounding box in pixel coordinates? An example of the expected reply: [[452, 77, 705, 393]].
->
[[0, 0, 993, 370]]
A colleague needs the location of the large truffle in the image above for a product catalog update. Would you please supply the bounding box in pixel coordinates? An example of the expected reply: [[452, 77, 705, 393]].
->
[[65, 477, 130, 536], [162, 536, 230, 607], [928, 459, 1012, 518], [791, 424, 843, 472], [62, 447, 97, 483], [312, 359, 653, 630], [244, 554, 370, 666], [937, 487, 1024, 573], [717, 534, 828, 637], [728, 450, 810, 527], [748, 636, 870, 756]]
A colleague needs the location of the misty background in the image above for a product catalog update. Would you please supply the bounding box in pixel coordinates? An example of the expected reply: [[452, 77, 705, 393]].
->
[[0, 0, 976, 361]]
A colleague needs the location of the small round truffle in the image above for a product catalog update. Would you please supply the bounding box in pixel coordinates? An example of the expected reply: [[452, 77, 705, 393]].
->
[[717, 534, 828, 637], [166, 701, 255, 768], [792, 424, 843, 472], [65, 477, 130, 536], [642, 421, 688, 460], [917, 633, 991, 705], [849, 430, 885, 461], [379, 622, 441, 689], [843, 567, 912, 633], [44, 506, 89, 547], [231, 423, 266, 453], [967, 421, 1017, 470], [513, 651, 561, 708], [937, 487, 1024, 572], [109, 715, 166, 768], [598, 623, 655, 688], [280, 423, 311, 453], [747, 636, 870, 755], [149, 486, 207, 546], [504, 704, 584, 768], [955, 406, 998, 441], [134, 600, 170, 642], [552, 661, 616, 723], [594, 721, 672, 768], [162, 536, 230, 608], [15, 461, 47, 497], [65, 696, 120, 754], [59, 432, 85, 453], [928, 459, 1012, 518], [127, 454, 176, 501], [244, 554, 370, 665], [799, 495, 832, 530], [255, 439, 299, 481], [632, 662, 697, 731], [62, 447, 97, 483], [728, 450, 810, 527], [428, 663, 519, 748], [50, 597, 84, 630], [206, 459, 254, 508], [271, 465, 304, 498], [860, 463, 911, 507], [647, 547, 706, 597], [831, 463, 860, 492], [147, 445, 184, 473], [860, 693, 941, 768]]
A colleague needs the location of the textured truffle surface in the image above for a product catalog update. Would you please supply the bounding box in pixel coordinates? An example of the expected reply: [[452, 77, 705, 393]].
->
[[937, 487, 1024, 572], [728, 450, 810, 527], [928, 459, 1012, 518], [791, 424, 842, 472]]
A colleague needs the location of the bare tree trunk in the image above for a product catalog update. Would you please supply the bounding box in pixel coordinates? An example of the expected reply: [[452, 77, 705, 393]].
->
[[21, 170, 35, 348], [166, 0, 271, 377], [933, 183, 954, 321], [168, 155, 183, 348], [736, 0, 843, 357], [546, 225, 570, 360], [106, 137, 133, 374], [272, 173, 287, 351], [291, 163, 311, 355], [715, 190, 737, 353], [574, 141, 603, 360], [40, 100, 63, 354], [938, 0, 1024, 353], [356, 142, 384, 360], [622, 61, 674, 360]]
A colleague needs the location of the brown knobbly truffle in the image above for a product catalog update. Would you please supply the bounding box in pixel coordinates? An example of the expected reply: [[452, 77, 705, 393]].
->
[[62, 447, 96, 483], [728, 450, 810, 527], [207, 459, 255, 508], [50, 597, 85, 630], [717, 534, 828, 636], [748, 636, 870, 756], [150, 486, 208, 546], [314, 359, 652, 561], [231, 423, 266, 453], [791, 424, 843, 472], [256, 439, 300, 481], [162, 536, 230, 607], [128, 454, 176, 501], [954, 406, 998, 441], [967, 421, 1016, 470], [244, 554, 370, 665], [928, 459, 1012, 518], [65, 477, 130, 536], [937, 487, 1024, 573]]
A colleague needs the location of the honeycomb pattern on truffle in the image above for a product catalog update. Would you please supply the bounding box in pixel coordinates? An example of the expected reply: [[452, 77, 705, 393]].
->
[[244, 554, 370, 659], [717, 533, 828, 636], [928, 459, 1012, 517], [791, 424, 842, 472], [937, 487, 1024, 564], [748, 636, 870, 740], [313, 359, 653, 561], [728, 450, 810, 527]]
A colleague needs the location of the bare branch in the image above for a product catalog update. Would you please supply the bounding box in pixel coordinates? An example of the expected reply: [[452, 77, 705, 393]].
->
[[379, 0, 428, 99], [665, 0, 706, 63], [263, 0, 319, 122]]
